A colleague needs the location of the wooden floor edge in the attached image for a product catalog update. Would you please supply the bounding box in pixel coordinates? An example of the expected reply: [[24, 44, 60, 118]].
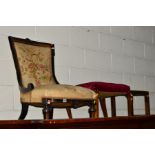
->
[[0, 115, 155, 129]]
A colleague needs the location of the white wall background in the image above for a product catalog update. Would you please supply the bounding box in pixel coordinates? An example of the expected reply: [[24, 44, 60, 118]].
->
[[0, 26, 155, 120]]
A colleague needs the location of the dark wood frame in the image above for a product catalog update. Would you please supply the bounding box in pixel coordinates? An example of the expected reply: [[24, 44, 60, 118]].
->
[[8, 36, 99, 120], [130, 90, 150, 115], [99, 90, 150, 117], [98, 91, 133, 117]]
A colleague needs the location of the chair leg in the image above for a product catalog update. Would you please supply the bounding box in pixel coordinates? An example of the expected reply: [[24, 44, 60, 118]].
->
[[99, 98, 108, 117], [145, 94, 150, 115], [18, 104, 29, 120], [66, 108, 72, 119], [88, 108, 94, 118], [49, 108, 54, 119], [42, 106, 50, 120], [111, 96, 116, 117], [42, 98, 51, 120], [127, 93, 134, 116], [88, 102, 96, 118], [88, 99, 99, 118]]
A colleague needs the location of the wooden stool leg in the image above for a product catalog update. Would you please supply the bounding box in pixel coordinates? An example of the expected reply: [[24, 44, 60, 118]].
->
[[111, 96, 116, 117], [99, 98, 108, 117], [127, 93, 134, 116], [66, 108, 73, 119], [145, 94, 150, 115], [94, 99, 99, 118]]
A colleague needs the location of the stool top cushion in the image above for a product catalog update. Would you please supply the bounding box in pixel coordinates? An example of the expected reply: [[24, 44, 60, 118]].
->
[[77, 81, 130, 93]]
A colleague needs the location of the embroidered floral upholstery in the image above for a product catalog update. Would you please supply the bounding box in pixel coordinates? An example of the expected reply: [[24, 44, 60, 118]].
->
[[21, 83, 98, 103], [14, 42, 56, 87]]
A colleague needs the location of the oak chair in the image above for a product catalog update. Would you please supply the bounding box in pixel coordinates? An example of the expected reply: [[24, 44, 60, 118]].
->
[[78, 82, 150, 117], [8, 36, 99, 120]]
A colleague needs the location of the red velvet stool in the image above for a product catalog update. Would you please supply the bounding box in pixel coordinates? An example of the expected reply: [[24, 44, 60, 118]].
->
[[78, 82, 150, 117], [78, 82, 132, 117]]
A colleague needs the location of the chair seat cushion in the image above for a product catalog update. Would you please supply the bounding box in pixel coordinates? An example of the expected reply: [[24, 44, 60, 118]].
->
[[21, 83, 98, 103], [77, 82, 130, 93]]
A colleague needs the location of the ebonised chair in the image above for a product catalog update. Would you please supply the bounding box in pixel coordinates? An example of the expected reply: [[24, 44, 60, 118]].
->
[[8, 36, 99, 120]]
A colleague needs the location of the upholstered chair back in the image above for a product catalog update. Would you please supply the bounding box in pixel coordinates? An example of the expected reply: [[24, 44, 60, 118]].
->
[[9, 37, 57, 88]]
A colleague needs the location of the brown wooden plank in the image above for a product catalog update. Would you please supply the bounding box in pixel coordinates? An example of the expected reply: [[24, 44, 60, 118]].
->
[[0, 115, 155, 129]]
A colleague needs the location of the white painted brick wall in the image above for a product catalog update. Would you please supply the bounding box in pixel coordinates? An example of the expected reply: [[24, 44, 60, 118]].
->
[[55, 66, 70, 84], [35, 26, 70, 45], [145, 76, 155, 92], [123, 39, 145, 58], [0, 60, 17, 85], [85, 50, 111, 71], [0, 86, 14, 111], [82, 26, 111, 34], [69, 68, 99, 85], [0, 35, 12, 60], [0, 26, 36, 39], [55, 45, 85, 68], [112, 54, 134, 74], [100, 34, 123, 53], [123, 74, 145, 90], [70, 27, 99, 50], [145, 44, 155, 60], [133, 27, 153, 44], [111, 26, 134, 39], [0, 26, 155, 119], [135, 58, 154, 76], [98, 71, 123, 83]]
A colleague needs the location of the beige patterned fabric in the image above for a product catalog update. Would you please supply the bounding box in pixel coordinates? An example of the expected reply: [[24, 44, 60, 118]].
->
[[21, 84, 98, 103], [14, 42, 56, 87]]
